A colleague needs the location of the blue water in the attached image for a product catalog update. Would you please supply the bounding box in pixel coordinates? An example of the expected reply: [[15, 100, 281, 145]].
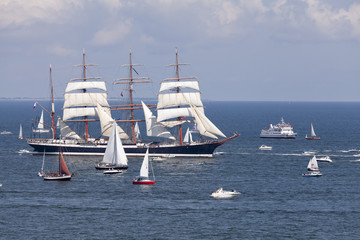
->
[[1, 101, 360, 239]]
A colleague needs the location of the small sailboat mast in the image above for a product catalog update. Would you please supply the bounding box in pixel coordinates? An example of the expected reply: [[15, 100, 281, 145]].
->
[[18, 124, 23, 139], [310, 123, 316, 137]]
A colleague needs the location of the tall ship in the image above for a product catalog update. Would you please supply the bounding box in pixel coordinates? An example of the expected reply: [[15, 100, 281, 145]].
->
[[260, 117, 296, 139], [27, 49, 239, 157]]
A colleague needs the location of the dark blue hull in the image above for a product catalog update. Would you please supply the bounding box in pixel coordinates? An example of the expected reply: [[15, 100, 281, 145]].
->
[[27, 133, 239, 157]]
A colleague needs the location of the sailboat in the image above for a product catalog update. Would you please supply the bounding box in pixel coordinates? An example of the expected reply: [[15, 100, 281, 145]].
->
[[27, 49, 239, 157], [43, 149, 72, 181], [303, 155, 322, 177], [133, 148, 155, 185], [18, 124, 23, 140], [96, 121, 128, 172], [38, 150, 46, 177], [32, 110, 50, 133], [305, 123, 320, 140]]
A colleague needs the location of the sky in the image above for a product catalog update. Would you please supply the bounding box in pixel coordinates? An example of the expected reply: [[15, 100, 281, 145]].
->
[[1, 0, 360, 101]]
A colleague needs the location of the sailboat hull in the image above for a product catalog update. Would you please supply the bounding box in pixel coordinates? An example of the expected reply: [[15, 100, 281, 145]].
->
[[43, 174, 72, 181], [27, 133, 239, 157], [133, 180, 155, 185], [305, 137, 320, 140]]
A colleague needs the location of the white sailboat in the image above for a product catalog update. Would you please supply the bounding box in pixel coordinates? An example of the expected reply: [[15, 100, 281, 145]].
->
[[33, 110, 50, 133], [183, 127, 193, 144], [307, 155, 320, 171], [133, 148, 155, 184], [96, 121, 128, 172], [18, 124, 23, 139], [303, 155, 322, 177], [38, 150, 46, 177], [305, 123, 320, 140]]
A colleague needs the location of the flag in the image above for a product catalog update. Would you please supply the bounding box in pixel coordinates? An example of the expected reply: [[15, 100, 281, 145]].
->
[[33, 102, 37, 109]]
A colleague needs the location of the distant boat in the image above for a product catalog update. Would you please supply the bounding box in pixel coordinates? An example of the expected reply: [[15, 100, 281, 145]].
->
[[43, 149, 72, 181], [0, 130, 12, 135], [307, 155, 320, 171], [317, 156, 332, 162], [95, 121, 128, 171], [103, 168, 123, 174], [133, 148, 155, 185], [32, 110, 50, 133], [18, 124, 23, 140], [302, 150, 316, 156], [305, 123, 320, 140], [260, 117, 296, 139], [38, 150, 46, 177], [211, 188, 240, 199], [303, 155, 322, 177], [259, 145, 272, 150]]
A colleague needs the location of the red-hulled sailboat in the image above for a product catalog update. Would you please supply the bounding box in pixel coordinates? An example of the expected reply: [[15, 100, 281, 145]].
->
[[133, 148, 155, 185]]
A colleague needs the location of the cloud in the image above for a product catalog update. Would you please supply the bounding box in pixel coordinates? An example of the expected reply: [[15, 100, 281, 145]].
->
[[91, 20, 133, 46], [301, 0, 360, 40], [0, 0, 84, 29], [47, 44, 77, 57]]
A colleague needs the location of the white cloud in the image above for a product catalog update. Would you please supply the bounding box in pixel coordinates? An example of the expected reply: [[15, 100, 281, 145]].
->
[[91, 20, 133, 46], [0, 0, 84, 29], [47, 44, 77, 57]]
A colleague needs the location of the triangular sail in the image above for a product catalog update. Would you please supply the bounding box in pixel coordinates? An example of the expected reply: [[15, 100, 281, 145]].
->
[[183, 127, 193, 144], [310, 123, 316, 137], [18, 124, 23, 139], [96, 104, 129, 139], [38, 110, 45, 129], [135, 122, 140, 139], [190, 104, 226, 139], [59, 151, 71, 175], [141, 101, 175, 140], [307, 155, 319, 171], [139, 148, 150, 178], [102, 122, 128, 166], [58, 117, 81, 140]]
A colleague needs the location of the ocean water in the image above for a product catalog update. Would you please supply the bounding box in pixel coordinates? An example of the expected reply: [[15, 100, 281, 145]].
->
[[1, 101, 360, 239]]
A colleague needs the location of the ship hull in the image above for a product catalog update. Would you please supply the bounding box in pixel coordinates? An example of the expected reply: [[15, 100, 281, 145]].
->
[[27, 134, 239, 157], [260, 135, 296, 139]]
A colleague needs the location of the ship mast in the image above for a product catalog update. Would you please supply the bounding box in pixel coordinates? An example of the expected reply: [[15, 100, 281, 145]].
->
[[50, 64, 56, 139], [114, 49, 152, 143], [175, 49, 184, 146], [82, 49, 89, 141]]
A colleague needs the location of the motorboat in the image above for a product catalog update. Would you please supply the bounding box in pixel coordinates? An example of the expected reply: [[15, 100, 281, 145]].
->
[[103, 169, 123, 174], [210, 188, 240, 199], [317, 156, 333, 162], [259, 145, 272, 150], [302, 151, 316, 156]]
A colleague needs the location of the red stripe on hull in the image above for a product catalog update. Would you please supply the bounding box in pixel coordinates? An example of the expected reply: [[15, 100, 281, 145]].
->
[[133, 181, 155, 185]]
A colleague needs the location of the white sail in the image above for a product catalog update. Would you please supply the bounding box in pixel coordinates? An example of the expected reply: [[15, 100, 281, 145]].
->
[[159, 81, 200, 92], [96, 104, 129, 139], [310, 123, 316, 137], [102, 122, 128, 166], [135, 122, 140, 139], [157, 92, 203, 109], [139, 148, 150, 178], [141, 101, 175, 140], [157, 107, 204, 122], [65, 81, 107, 92], [18, 124, 23, 139], [183, 127, 193, 144], [307, 155, 319, 171], [38, 110, 45, 129], [63, 93, 109, 108], [58, 117, 81, 140], [190, 104, 226, 139]]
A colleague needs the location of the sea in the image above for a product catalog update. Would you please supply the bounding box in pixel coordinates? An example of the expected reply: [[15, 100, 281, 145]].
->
[[1, 100, 360, 239]]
